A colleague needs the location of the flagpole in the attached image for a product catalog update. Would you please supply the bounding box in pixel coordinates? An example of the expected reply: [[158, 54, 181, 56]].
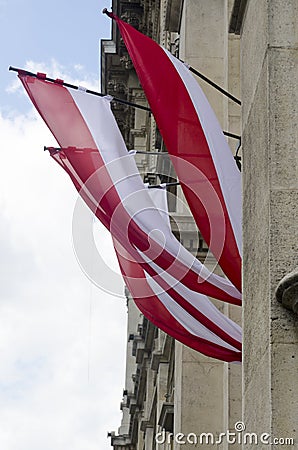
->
[[8, 66, 150, 113], [43, 146, 181, 186], [183, 64, 241, 106]]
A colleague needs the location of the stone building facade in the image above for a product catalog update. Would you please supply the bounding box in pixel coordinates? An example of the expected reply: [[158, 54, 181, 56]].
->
[[239, 1, 298, 448], [101, 1, 297, 449]]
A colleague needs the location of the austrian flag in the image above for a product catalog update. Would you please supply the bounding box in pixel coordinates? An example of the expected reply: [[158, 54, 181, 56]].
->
[[16, 71, 242, 362], [105, 11, 242, 292]]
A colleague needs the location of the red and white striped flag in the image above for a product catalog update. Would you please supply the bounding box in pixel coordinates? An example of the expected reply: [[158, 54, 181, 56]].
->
[[18, 72, 241, 305], [106, 12, 242, 292], [17, 72, 241, 361]]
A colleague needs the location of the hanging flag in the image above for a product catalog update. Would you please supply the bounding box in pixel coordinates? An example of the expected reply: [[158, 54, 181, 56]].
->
[[16, 71, 242, 361], [18, 72, 241, 305], [104, 12, 242, 292], [113, 188, 241, 363]]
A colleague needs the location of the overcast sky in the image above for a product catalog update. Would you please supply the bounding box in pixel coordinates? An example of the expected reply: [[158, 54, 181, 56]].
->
[[0, 2, 129, 449]]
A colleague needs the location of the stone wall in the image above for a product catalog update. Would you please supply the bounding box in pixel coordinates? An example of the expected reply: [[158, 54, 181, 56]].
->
[[241, 0, 298, 447]]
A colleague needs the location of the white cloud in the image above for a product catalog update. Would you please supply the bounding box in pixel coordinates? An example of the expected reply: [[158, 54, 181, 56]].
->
[[0, 80, 126, 449]]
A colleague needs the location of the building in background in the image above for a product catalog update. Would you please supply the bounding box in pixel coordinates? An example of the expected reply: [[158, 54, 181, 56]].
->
[[101, 1, 297, 448]]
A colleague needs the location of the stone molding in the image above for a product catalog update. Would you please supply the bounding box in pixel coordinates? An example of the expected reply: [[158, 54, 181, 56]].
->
[[276, 267, 298, 314]]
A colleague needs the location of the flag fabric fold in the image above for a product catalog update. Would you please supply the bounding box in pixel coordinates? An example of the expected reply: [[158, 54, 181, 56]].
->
[[106, 12, 242, 292]]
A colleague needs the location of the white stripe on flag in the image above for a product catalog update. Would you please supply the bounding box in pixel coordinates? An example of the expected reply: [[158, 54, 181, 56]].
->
[[163, 48, 242, 256]]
